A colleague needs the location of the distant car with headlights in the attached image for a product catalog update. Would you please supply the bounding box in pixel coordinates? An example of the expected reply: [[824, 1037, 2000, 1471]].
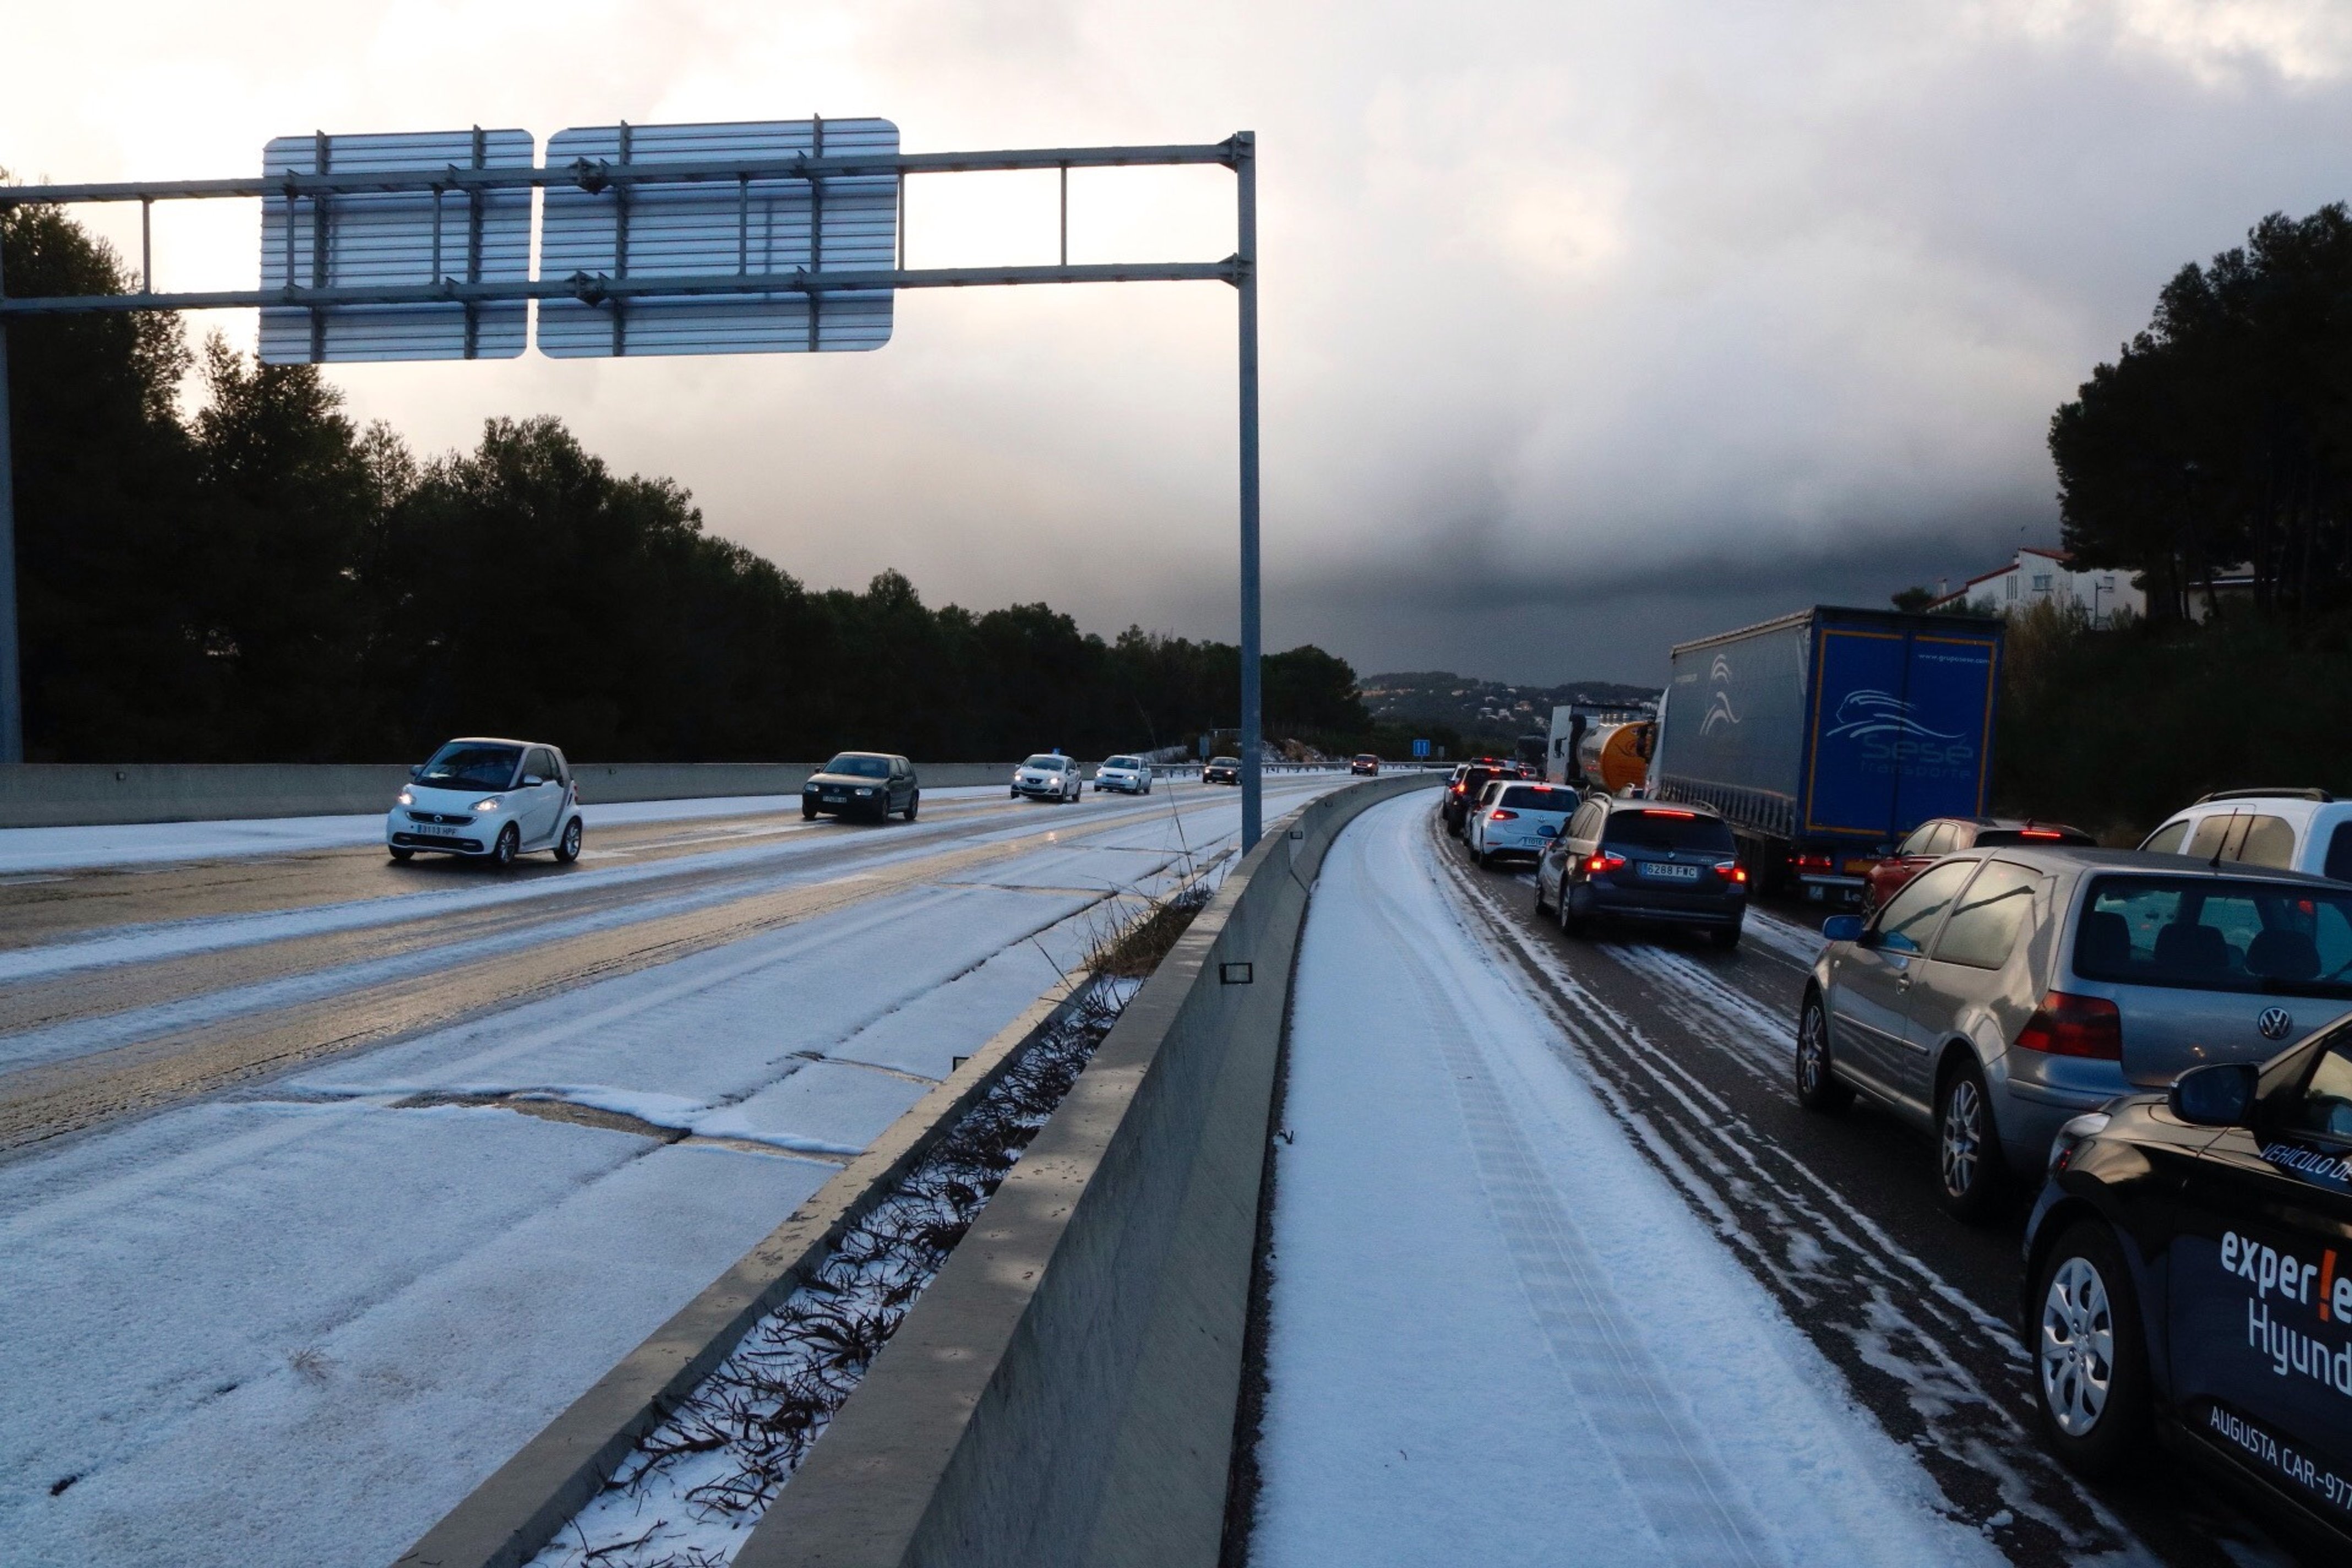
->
[[2019, 1027, 2352, 1555], [804, 752, 919, 821], [389, 738, 582, 869], [1012, 754, 1082, 802], [1865, 816, 2097, 912], [1093, 755, 1152, 794], [1466, 780, 1577, 868], [1800, 846, 2352, 1221], [1536, 798, 1746, 947], [1203, 755, 1241, 786], [1351, 753, 1380, 776]]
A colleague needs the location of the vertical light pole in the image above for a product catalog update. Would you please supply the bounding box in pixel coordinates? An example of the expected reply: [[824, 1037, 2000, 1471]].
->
[[1234, 130, 1261, 851], [0, 227, 21, 764]]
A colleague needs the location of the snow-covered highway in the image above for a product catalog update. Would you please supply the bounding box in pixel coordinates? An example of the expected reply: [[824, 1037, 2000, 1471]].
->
[[0, 776, 1342, 1568], [1244, 791, 2320, 1568]]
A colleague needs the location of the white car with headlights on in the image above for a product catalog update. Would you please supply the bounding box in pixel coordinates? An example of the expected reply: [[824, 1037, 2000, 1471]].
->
[[1012, 753, 1082, 802], [1092, 755, 1152, 795], [388, 738, 583, 869]]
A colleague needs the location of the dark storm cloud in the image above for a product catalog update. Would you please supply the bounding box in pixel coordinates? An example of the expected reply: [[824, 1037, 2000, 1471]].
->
[[12, 1, 2352, 688]]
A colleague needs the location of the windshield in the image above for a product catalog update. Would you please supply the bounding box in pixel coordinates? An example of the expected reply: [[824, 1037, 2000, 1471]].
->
[[824, 754, 891, 778], [2075, 874, 2352, 997], [1022, 754, 1065, 770], [1210, 756, 1240, 767], [1604, 809, 1735, 853], [1104, 756, 1141, 770], [417, 743, 521, 793]]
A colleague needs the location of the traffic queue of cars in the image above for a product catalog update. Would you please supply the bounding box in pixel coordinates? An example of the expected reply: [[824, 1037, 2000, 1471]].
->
[[1449, 769, 2352, 1547]]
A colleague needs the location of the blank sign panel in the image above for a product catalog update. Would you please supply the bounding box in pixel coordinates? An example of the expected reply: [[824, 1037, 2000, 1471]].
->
[[258, 128, 533, 363], [537, 118, 898, 358]]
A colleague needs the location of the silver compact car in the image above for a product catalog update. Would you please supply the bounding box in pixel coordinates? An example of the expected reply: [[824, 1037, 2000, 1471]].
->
[[1799, 846, 2352, 1220], [1092, 755, 1152, 794], [388, 738, 583, 869]]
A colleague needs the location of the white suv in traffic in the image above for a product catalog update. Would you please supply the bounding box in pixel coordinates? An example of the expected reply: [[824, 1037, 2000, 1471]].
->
[[389, 738, 584, 869], [1092, 755, 1152, 794], [1011, 754, 1082, 802], [2139, 788, 2352, 881]]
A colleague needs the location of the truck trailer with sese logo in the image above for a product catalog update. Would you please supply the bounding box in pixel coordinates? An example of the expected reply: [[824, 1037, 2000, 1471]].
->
[[1650, 605, 2005, 903]]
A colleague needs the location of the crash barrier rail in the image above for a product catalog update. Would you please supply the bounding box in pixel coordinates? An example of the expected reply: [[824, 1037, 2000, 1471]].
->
[[390, 976, 1101, 1568], [0, 761, 1026, 829], [731, 770, 1441, 1568]]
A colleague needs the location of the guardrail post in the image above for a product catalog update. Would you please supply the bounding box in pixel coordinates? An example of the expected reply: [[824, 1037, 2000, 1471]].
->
[[0, 227, 22, 763], [1234, 130, 1260, 852]]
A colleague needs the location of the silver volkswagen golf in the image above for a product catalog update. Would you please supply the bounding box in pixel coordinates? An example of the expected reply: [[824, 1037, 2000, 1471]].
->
[[1798, 845, 2352, 1219]]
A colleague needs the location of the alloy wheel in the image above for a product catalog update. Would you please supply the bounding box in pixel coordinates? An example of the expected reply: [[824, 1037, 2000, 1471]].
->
[[1941, 1077, 1984, 1199], [2039, 1256, 2115, 1438], [1798, 1004, 1828, 1097]]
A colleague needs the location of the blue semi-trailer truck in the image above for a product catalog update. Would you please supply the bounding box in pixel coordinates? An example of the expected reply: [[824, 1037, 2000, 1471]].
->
[[1651, 606, 2005, 903]]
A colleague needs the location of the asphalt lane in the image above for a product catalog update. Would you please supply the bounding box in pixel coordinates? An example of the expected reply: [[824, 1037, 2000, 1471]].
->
[[1427, 807, 2322, 1568], [0, 778, 1325, 1159]]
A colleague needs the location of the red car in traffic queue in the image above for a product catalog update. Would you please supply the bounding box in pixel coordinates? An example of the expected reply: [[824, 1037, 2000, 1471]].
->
[[1861, 816, 2097, 912]]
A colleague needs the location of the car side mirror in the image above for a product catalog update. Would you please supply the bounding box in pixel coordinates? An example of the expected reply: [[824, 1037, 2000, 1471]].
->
[[409, 765, 424, 781], [522, 774, 545, 788], [2170, 1061, 2258, 1128], [1821, 914, 1864, 943]]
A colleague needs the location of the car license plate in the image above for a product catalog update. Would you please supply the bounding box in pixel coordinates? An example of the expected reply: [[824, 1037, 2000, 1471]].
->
[[1842, 857, 1876, 875], [1640, 862, 1700, 881], [823, 792, 845, 802]]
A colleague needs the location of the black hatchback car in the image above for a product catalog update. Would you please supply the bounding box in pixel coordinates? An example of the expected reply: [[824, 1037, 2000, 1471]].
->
[[1441, 761, 1526, 836], [2024, 1021, 2352, 1554], [802, 752, 919, 822], [1534, 798, 1749, 948]]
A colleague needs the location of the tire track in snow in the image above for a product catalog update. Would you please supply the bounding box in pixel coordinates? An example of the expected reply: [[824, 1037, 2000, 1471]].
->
[[1429, 821, 2161, 1568], [1353, 819, 1781, 1565]]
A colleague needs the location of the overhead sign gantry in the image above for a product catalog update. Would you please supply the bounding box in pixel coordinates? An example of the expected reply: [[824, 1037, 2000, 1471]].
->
[[0, 123, 1270, 848]]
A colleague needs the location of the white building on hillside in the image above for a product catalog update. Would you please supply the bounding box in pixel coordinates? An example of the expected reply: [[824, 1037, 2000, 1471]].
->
[[1929, 546, 2142, 625]]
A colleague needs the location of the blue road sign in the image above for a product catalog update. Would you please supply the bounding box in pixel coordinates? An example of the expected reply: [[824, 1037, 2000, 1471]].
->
[[1412, 738, 1431, 759]]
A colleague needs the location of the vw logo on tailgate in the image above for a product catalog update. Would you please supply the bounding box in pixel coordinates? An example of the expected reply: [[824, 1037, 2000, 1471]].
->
[[2258, 1006, 2295, 1042]]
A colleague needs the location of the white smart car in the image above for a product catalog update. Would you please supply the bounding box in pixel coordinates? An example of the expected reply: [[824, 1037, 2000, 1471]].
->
[[1092, 755, 1152, 794], [388, 738, 584, 869], [1011, 753, 1082, 802]]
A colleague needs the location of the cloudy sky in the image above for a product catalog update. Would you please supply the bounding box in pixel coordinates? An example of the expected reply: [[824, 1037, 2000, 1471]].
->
[[10, 1, 2352, 685]]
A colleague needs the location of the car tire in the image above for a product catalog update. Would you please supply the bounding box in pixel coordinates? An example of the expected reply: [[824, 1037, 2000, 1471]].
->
[[1559, 883, 1588, 937], [554, 817, 584, 864], [905, 792, 919, 821], [2031, 1221, 2150, 1478], [1708, 920, 1742, 950], [388, 847, 413, 862], [1011, 788, 1022, 800], [1936, 1054, 2008, 1222], [491, 824, 520, 870], [1793, 992, 1853, 1112], [1534, 872, 1553, 917], [804, 803, 819, 820]]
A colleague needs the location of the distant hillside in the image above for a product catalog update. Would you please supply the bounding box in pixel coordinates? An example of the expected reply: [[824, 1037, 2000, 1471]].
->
[[1357, 671, 1658, 743]]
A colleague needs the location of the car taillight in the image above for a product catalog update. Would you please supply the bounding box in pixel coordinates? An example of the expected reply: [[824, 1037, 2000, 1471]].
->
[[2015, 991, 2122, 1060], [1587, 851, 1627, 874], [1793, 852, 1834, 872], [1490, 808, 1518, 820], [1714, 859, 1746, 883]]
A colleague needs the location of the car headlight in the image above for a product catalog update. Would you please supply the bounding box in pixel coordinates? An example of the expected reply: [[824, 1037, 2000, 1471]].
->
[[2048, 1111, 2111, 1175], [856, 787, 874, 796], [803, 784, 818, 794], [396, 791, 413, 806], [472, 797, 502, 813]]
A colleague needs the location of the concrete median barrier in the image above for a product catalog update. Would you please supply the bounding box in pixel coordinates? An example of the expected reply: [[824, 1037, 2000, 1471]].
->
[[0, 762, 1023, 828], [735, 770, 1441, 1568]]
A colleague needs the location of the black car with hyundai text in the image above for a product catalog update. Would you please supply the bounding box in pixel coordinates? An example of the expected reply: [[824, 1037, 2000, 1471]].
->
[[2024, 1019, 2352, 1555]]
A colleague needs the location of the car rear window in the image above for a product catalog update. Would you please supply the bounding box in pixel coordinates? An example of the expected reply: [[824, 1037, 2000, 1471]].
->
[[2331, 823, 2352, 883], [1500, 785, 1572, 811], [2184, 812, 2297, 870], [1603, 809, 1734, 852], [2074, 875, 2352, 998], [1974, 826, 2093, 847]]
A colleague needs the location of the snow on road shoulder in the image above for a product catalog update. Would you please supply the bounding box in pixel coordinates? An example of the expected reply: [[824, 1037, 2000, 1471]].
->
[[1251, 792, 2001, 1567]]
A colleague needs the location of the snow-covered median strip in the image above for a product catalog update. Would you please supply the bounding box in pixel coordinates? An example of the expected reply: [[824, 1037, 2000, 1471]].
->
[[1247, 793, 2005, 1567]]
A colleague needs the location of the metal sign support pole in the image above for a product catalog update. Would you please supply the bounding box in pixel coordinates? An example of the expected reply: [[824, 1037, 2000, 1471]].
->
[[1234, 132, 1261, 851], [0, 222, 19, 763]]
